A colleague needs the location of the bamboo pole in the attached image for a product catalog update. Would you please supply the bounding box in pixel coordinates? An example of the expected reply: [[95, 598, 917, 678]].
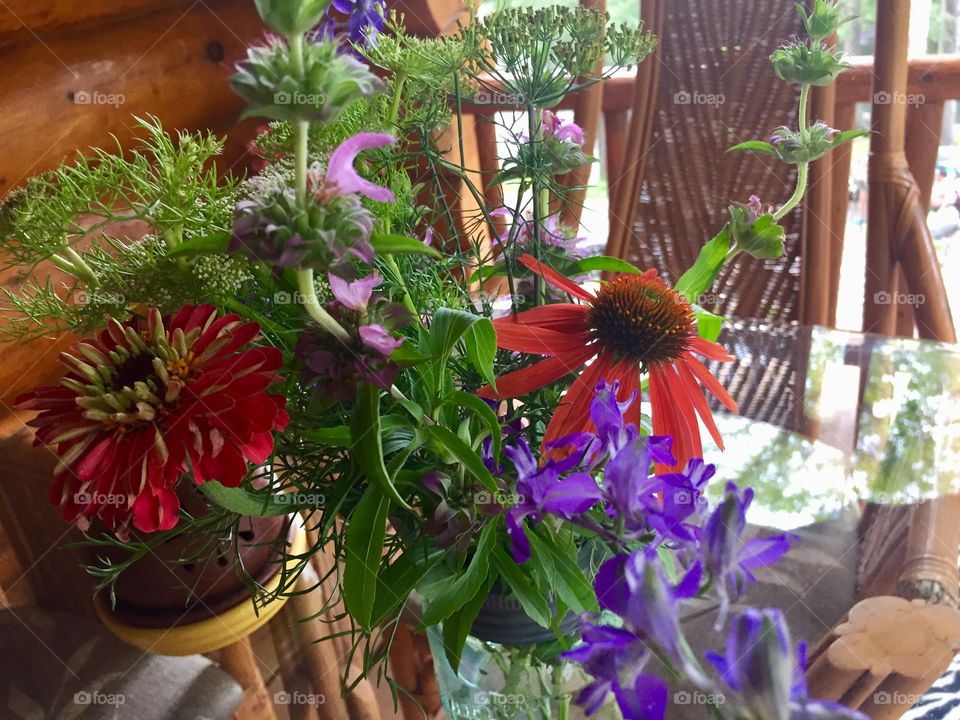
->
[[864, 0, 956, 341]]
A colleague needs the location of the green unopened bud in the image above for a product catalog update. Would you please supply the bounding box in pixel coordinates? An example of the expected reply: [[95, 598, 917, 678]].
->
[[770, 41, 847, 86], [254, 0, 332, 36], [797, 0, 848, 42], [231, 38, 385, 123], [767, 122, 868, 164], [728, 199, 785, 260]]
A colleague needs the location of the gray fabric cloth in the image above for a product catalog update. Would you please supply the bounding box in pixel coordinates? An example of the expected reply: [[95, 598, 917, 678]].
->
[[0, 607, 243, 720]]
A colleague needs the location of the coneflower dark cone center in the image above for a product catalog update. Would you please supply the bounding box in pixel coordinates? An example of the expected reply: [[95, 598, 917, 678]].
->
[[587, 275, 696, 365]]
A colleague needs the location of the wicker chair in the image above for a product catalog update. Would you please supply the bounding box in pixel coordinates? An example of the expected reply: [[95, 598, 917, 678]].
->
[[604, 0, 806, 322], [602, 1, 960, 716]]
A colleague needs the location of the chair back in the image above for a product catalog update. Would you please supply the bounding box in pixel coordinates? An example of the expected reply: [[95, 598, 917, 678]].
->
[[606, 0, 806, 321]]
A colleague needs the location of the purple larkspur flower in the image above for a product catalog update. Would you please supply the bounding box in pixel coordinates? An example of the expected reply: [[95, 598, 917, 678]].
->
[[562, 624, 667, 719], [703, 483, 793, 628], [565, 550, 704, 719], [707, 608, 868, 720], [602, 433, 675, 533], [593, 550, 702, 661], [646, 458, 716, 543], [322, 0, 385, 45], [503, 439, 601, 563]]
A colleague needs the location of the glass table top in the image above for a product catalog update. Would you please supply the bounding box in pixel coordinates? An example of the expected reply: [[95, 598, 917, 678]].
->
[[692, 321, 960, 529]]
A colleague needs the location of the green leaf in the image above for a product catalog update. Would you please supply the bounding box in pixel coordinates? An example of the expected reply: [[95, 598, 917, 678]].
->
[[419, 521, 498, 628], [464, 318, 498, 390], [694, 305, 725, 342], [727, 140, 777, 156], [428, 308, 483, 359], [300, 415, 412, 448], [166, 231, 231, 258], [568, 255, 643, 275], [829, 128, 870, 149], [320, 467, 360, 538], [390, 343, 432, 365], [656, 543, 678, 583], [473, 261, 507, 283], [440, 391, 502, 465], [491, 546, 551, 628], [370, 232, 441, 258], [343, 486, 390, 629], [442, 574, 495, 671], [425, 424, 497, 492], [729, 208, 784, 260], [426, 308, 487, 398], [199, 481, 299, 517], [674, 226, 731, 303], [528, 529, 598, 614], [351, 384, 411, 509], [370, 545, 445, 627]]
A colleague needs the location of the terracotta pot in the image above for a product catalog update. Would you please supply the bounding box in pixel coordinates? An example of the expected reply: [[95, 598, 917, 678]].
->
[[98, 484, 292, 628]]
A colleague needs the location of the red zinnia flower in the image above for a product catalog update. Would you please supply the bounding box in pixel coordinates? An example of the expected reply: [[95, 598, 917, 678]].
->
[[478, 255, 738, 470], [16, 305, 289, 536]]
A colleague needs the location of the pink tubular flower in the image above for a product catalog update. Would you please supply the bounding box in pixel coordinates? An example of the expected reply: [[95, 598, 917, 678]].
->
[[543, 109, 585, 146], [328, 272, 382, 311], [324, 132, 396, 202]]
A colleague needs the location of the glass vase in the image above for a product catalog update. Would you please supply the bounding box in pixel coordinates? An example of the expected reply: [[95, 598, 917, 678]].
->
[[426, 592, 619, 720]]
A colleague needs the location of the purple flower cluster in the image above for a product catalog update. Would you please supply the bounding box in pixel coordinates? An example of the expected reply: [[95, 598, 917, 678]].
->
[[318, 0, 386, 46], [707, 608, 868, 720], [501, 380, 791, 571], [491, 379, 835, 720]]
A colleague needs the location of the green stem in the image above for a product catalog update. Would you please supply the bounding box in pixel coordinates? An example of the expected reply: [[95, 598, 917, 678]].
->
[[383, 253, 418, 318], [527, 106, 546, 305], [379, 74, 421, 322], [49, 253, 79, 277], [289, 33, 308, 200], [60, 247, 98, 286], [296, 268, 350, 343], [798, 81, 810, 134], [553, 663, 570, 720], [773, 83, 811, 221], [389, 73, 406, 127], [773, 161, 808, 221], [293, 120, 309, 200], [162, 225, 188, 270], [453, 73, 466, 169]]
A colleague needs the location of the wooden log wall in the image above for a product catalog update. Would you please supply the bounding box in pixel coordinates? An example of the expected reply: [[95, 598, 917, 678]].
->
[[0, 0, 466, 633], [0, 0, 268, 425]]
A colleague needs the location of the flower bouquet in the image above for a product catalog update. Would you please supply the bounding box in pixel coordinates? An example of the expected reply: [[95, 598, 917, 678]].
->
[[2, 0, 869, 716]]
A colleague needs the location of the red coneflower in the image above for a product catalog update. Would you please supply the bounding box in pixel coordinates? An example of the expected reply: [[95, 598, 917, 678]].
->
[[478, 255, 738, 470], [16, 305, 289, 536]]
